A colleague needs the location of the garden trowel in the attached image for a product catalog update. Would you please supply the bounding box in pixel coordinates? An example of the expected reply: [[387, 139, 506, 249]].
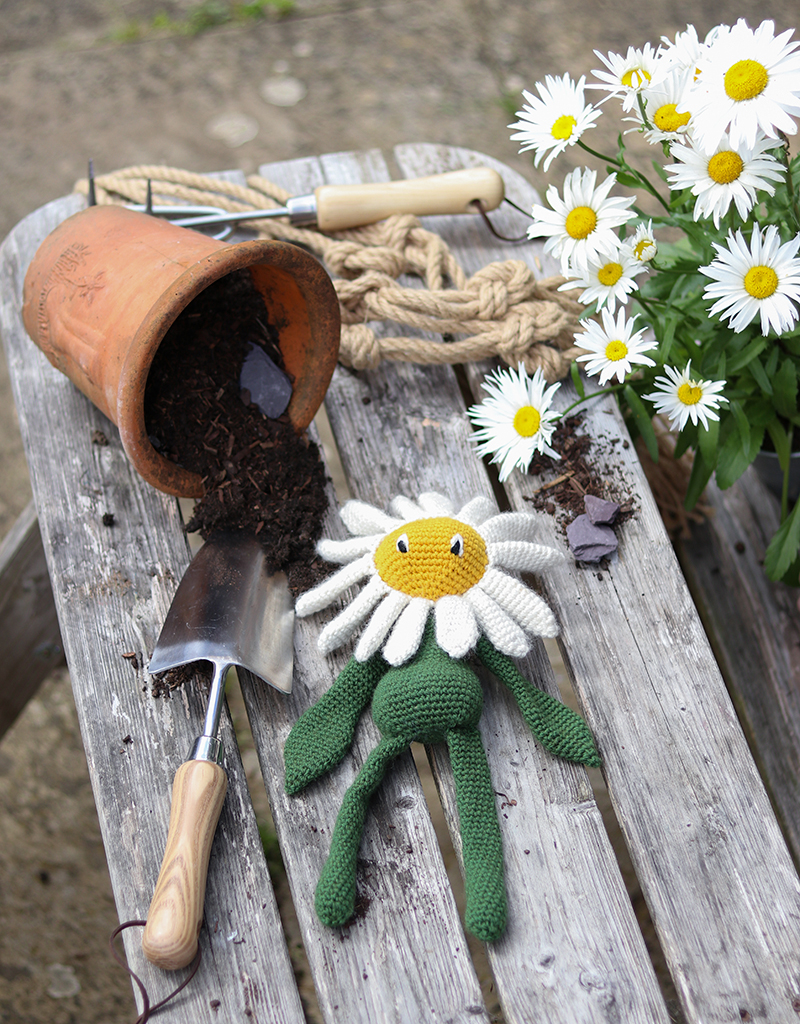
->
[[142, 530, 294, 970]]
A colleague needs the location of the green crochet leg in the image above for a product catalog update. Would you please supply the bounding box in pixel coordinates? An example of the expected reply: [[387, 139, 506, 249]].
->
[[447, 726, 507, 942], [315, 733, 409, 928], [475, 636, 601, 768], [284, 651, 387, 795]]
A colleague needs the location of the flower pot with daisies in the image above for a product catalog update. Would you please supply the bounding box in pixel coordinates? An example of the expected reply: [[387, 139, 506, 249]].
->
[[469, 17, 800, 585]]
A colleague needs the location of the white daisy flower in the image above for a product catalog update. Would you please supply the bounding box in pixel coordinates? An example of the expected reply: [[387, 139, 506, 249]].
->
[[590, 43, 664, 110], [558, 242, 647, 312], [508, 74, 602, 171], [626, 68, 694, 144], [700, 224, 800, 335], [574, 308, 656, 385], [659, 23, 726, 79], [295, 491, 564, 665], [666, 133, 785, 227], [467, 363, 562, 482], [621, 220, 658, 263], [643, 361, 727, 430], [527, 167, 637, 274], [686, 18, 800, 152]]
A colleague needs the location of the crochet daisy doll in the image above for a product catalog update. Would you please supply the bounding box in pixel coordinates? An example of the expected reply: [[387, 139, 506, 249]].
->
[[284, 491, 600, 942]]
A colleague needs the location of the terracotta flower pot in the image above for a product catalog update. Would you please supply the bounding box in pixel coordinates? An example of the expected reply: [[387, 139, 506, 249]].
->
[[21, 204, 340, 497]]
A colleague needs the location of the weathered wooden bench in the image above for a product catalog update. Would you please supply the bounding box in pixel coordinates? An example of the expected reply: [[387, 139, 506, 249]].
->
[[2, 144, 800, 1024]]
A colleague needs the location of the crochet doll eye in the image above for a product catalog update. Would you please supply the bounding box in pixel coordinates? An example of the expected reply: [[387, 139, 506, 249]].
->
[[396, 533, 409, 554], [450, 534, 464, 557]]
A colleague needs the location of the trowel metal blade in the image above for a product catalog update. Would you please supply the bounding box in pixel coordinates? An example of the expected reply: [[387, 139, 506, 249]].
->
[[149, 532, 294, 694]]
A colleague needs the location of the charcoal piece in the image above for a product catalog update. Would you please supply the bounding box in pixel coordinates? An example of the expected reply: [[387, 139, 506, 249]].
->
[[566, 515, 618, 562], [584, 494, 620, 526], [240, 343, 293, 419]]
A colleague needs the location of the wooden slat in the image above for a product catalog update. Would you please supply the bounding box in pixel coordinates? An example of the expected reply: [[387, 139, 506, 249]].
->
[[393, 144, 800, 1024], [252, 150, 671, 1024], [0, 499, 63, 738], [677, 467, 800, 861], [0, 194, 306, 1024]]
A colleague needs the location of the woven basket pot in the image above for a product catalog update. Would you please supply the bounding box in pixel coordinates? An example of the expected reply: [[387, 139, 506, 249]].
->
[[21, 204, 340, 497]]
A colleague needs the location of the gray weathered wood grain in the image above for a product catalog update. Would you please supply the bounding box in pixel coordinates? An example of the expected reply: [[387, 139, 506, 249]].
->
[[0, 499, 64, 738], [0, 194, 305, 1024], [677, 467, 800, 862], [393, 144, 800, 1024], [253, 149, 671, 1024]]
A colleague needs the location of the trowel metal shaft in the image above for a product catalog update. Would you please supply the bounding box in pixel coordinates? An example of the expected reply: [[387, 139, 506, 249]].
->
[[146, 166, 505, 234]]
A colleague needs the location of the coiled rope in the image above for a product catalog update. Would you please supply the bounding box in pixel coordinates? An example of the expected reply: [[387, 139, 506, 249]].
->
[[74, 166, 584, 381]]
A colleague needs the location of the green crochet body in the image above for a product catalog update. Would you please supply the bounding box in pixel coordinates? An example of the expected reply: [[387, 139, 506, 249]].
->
[[284, 622, 600, 942]]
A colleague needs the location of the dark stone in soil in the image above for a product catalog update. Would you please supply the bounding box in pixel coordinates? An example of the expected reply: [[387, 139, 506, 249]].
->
[[144, 268, 330, 595], [584, 494, 620, 526], [566, 515, 618, 562]]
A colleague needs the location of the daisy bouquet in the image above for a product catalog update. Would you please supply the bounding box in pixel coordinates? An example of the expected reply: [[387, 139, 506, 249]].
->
[[473, 18, 800, 583]]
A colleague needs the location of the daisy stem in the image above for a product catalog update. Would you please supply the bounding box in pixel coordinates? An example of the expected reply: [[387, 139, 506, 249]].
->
[[576, 140, 670, 211], [557, 383, 623, 419], [576, 138, 622, 167]]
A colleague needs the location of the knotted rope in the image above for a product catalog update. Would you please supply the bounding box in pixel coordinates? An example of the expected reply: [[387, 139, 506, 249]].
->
[[74, 166, 584, 381]]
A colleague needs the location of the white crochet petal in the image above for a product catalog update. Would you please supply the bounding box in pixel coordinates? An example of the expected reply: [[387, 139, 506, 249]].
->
[[317, 535, 380, 564], [417, 492, 454, 515], [388, 495, 426, 521], [294, 552, 375, 617], [466, 587, 530, 658], [317, 575, 390, 654], [456, 495, 497, 527], [382, 597, 432, 666], [478, 568, 559, 638], [480, 512, 545, 543], [434, 594, 480, 659], [354, 590, 411, 662], [340, 500, 403, 537], [487, 540, 564, 574]]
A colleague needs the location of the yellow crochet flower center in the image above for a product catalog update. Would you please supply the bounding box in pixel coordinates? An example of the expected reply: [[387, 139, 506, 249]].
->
[[513, 405, 541, 437], [653, 102, 691, 133], [565, 206, 597, 239], [551, 114, 577, 140], [598, 261, 623, 286], [708, 151, 744, 184], [744, 265, 779, 299], [621, 66, 651, 89], [374, 517, 488, 600], [605, 340, 628, 361], [677, 382, 703, 406], [724, 60, 769, 102]]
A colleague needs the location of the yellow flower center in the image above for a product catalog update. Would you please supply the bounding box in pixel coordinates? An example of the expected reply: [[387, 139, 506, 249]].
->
[[565, 206, 597, 240], [597, 261, 624, 286], [744, 265, 779, 299], [551, 114, 577, 140], [724, 59, 769, 102], [513, 405, 542, 437], [633, 237, 655, 260], [374, 517, 488, 600], [677, 382, 703, 406], [621, 66, 651, 89], [707, 151, 744, 184], [605, 340, 628, 361], [653, 102, 691, 133]]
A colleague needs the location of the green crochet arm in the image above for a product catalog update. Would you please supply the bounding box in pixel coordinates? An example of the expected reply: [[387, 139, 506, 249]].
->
[[284, 651, 387, 795], [475, 636, 601, 768]]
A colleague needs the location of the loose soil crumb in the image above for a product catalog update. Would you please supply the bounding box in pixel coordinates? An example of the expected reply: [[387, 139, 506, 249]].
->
[[144, 269, 331, 597], [523, 414, 636, 552]]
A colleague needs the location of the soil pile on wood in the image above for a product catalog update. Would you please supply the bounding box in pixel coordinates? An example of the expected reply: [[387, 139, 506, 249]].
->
[[144, 268, 329, 595]]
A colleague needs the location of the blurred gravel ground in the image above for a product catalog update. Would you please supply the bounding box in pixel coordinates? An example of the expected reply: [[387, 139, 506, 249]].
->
[[0, 2, 797, 1020]]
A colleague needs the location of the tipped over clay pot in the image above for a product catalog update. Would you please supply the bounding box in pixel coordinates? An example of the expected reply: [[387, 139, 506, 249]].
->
[[22, 204, 340, 497]]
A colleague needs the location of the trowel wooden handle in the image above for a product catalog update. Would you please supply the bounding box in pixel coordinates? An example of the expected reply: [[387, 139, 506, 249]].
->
[[314, 167, 505, 231], [142, 759, 227, 970]]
